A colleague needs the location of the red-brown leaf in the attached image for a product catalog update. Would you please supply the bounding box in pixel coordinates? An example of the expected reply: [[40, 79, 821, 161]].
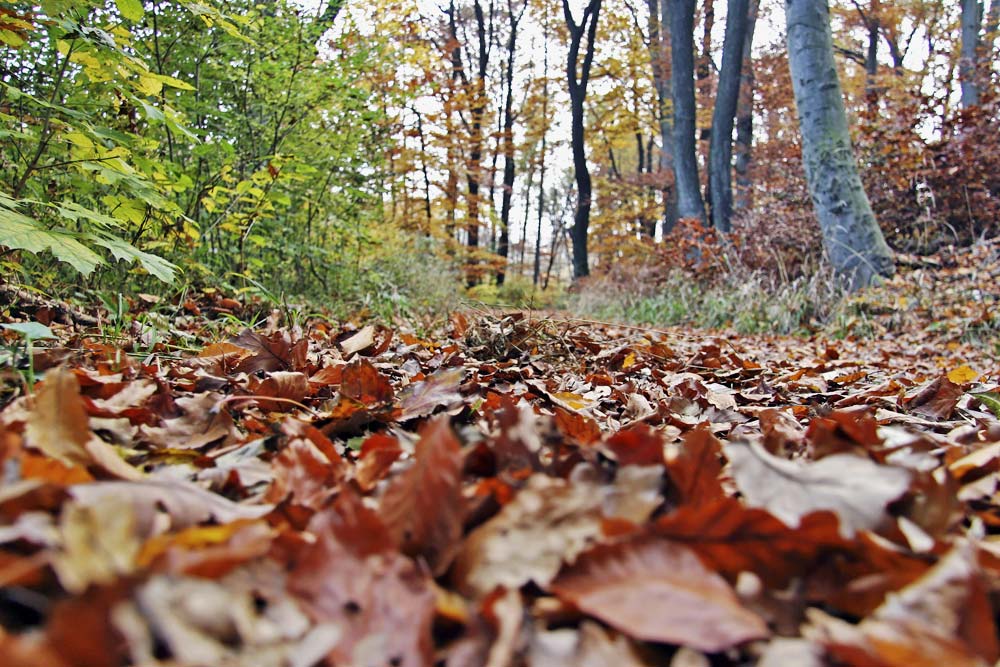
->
[[549, 536, 769, 651], [379, 417, 464, 575]]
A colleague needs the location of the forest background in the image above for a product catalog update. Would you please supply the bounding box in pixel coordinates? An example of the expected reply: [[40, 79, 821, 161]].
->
[[1, 0, 999, 335]]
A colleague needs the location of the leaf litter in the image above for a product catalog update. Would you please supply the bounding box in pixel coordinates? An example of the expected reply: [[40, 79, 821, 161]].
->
[[1, 271, 1000, 665]]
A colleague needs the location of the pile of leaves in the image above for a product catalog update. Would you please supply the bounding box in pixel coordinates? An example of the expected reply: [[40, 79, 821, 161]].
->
[[1, 292, 1000, 665]]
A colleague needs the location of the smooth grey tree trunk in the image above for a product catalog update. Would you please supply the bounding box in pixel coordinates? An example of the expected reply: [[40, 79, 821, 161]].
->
[[708, 0, 749, 232], [670, 0, 706, 222], [785, 0, 894, 289], [961, 0, 984, 108], [647, 0, 678, 234], [733, 0, 759, 212]]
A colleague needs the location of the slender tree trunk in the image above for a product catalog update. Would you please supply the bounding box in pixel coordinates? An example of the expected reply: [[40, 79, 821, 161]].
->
[[534, 12, 550, 287], [414, 108, 433, 234], [647, 0, 678, 234], [670, 0, 706, 222], [497, 0, 526, 286], [708, 0, 749, 233], [961, 0, 983, 108], [733, 0, 758, 213], [563, 0, 602, 279], [785, 0, 894, 289]]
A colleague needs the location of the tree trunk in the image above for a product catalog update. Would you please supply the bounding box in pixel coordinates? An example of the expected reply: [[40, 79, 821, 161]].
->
[[647, 0, 678, 234], [785, 0, 894, 289], [733, 0, 758, 213], [670, 0, 706, 222], [563, 0, 602, 279], [961, 0, 983, 108], [534, 10, 550, 287], [708, 0, 748, 233], [496, 2, 525, 286]]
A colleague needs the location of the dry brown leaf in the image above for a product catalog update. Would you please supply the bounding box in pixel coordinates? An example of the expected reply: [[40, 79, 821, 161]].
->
[[379, 417, 464, 575], [288, 491, 435, 667], [550, 536, 769, 651], [396, 367, 465, 421], [452, 467, 661, 598], [340, 324, 376, 357], [25, 367, 93, 467], [725, 442, 911, 536]]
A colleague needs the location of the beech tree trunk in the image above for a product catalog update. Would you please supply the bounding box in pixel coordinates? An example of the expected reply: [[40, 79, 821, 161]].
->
[[733, 0, 759, 213], [785, 0, 894, 289], [647, 0, 678, 234], [708, 0, 749, 232], [670, 0, 706, 222], [961, 0, 983, 108], [496, 0, 526, 286], [563, 0, 602, 279]]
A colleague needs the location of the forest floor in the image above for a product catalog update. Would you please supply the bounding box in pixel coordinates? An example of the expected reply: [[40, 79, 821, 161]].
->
[[1, 238, 999, 667]]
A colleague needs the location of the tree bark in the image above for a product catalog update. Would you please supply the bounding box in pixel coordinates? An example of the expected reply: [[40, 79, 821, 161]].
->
[[961, 0, 983, 108], [670, 0, 706, 222], [647, 0, 678, 234], [496, 0, 526, 286], [733, 0, 758, 213], [563, 0, 602, 279], [708, 0, 749, 232], [785, 0, 894, 289]]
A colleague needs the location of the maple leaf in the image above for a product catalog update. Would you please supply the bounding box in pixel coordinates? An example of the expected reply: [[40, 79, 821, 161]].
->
[[549, 536, 769, 652]]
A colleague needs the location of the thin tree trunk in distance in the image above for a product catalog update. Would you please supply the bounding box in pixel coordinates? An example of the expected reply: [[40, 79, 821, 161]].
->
[[708, 0, 748, 233], [563, 0, 602, 279], [647, 0, 678, 234], [534, 10, 550, 287], [670, 0, 706, 222], [733, 0, 758, 213], [497, 0, 526, 286], [785, 0, 894, 289], [960, 0, 983, 107]]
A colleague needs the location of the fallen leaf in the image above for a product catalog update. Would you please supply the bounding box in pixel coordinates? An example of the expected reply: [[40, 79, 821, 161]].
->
[[905, 376, 964, 421], [288, 491, 435, 667], [340, 358, 394, 406], [725, 442, 911, 537], [452, 468, 660, 597], [396, 367, 465, 421], [379, 417, 464, 575], [69, 479, 272, 536], [340, 324, 375, 357], [665, 428, 725, 505], [947, 365, 979, 385], [653, 498, 847, 587], [25, 367, 93, 467], [550, 536, 769, 651]]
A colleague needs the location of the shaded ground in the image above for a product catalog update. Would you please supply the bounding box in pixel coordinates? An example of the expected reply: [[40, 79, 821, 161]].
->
[[0, 240, 999, 666]]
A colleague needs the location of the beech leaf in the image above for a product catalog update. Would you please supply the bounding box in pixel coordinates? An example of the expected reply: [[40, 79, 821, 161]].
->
[[725, 442, 911, 537], [550, 537, 769, 652]]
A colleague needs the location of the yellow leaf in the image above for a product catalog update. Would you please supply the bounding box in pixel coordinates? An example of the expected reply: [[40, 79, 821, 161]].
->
[[550, 391, 596, 412], [63, 132, 93, 150], [134, 72, 162, 96], [622, 352, 636, 369], [947, 365, 978, 384]]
